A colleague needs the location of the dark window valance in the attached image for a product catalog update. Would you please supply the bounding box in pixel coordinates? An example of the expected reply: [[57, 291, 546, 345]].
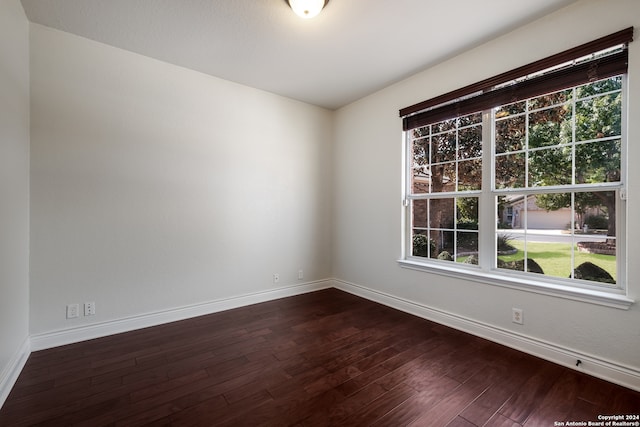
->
[[400, 27, 633, 131]]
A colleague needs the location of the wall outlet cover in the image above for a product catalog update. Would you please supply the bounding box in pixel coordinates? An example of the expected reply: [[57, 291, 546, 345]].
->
[[512, 308, 524, 325], [66, 304, 79, 319]]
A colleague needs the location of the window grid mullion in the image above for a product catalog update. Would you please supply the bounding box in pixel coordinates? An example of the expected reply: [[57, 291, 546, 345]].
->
[[479, 110, 494, 271]]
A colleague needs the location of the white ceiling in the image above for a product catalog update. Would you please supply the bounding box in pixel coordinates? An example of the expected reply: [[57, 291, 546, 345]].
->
[[20, 0, 578, 110]]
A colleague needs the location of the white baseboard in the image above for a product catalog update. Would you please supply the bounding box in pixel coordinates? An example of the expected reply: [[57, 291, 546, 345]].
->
[[30, 280, 332, 352], [0, 336, 30, 409], [331, 278, 640, 392]]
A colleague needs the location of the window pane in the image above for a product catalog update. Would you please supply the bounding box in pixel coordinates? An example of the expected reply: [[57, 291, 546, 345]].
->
[[458, 112, 482, 127], [574, 190, 616, 284], [431, 163, 456, 193], [456, 198, 479, 261], [526, 194, 572, 230], [495, 153, 526, 189], [528, 89, 572, 110], [411, 199, 430, 258], [432, 132, 456, 163], [412, 139, 430, 193], [456, 232, 478, 263], [575, 93, 622, 141], [498, 195, 518, 229], [429, 198, 454, 229], [412, 126, 430, 139], [495, 101, 526, 118], [431, 230, 454, 260], [576, 76, 622, 98], [412, 168, 430, 193], [528, 147, 571, 187], [412, 199, 428, 229], [457, 197, 479, 261], [528, 105, 572, 149], [456, 197, 478, 229], [495, 116, 525, 154], [433, 118, 456, 133], [577, 191, 615, 237], [575, 140, 621, 184], [412, 231, 431, 258], [458, 125, 482, 159], [458, 159, 482, 191]]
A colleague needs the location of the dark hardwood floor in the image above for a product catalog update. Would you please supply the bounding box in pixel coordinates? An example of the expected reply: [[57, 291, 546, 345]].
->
[[1, 289, 638, 426]]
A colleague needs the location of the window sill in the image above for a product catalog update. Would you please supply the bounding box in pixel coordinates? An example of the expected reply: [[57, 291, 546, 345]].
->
[[397, 259, 634, 310]]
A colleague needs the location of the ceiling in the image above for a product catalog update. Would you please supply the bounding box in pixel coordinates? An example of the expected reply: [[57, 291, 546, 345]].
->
[[20, 0, 578, 110]]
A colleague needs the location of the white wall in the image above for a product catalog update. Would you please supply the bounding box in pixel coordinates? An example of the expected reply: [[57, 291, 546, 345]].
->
[[0, 0, 30, 400], [333, 0, 640, 375], [29, 24, 333, 335]]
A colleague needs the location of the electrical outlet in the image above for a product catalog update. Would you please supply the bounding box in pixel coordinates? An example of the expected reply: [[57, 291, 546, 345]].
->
[[84, 301, 96, 316], [512, 308, 523, 325], [66, 304, 79, 319], [273, 273, 280, 284], [298, 269, 304, 280]]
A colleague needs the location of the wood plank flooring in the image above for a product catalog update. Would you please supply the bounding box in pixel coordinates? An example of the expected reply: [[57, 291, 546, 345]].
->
[[1, 288, 638, 426]]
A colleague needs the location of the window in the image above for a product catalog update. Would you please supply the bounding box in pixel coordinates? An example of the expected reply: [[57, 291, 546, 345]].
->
[[399, 28, 633, 307], [409, 112, 482, 262]]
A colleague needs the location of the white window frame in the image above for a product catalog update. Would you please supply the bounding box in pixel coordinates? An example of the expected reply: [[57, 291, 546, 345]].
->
[[399, 78, 633, 310]]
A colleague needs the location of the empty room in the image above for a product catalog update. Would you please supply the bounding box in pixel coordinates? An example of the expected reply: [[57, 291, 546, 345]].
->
[[1, 0, 639, 425]]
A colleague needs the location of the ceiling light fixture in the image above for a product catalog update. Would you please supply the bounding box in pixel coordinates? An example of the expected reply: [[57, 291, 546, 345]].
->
[[288, 0, 328, 19]]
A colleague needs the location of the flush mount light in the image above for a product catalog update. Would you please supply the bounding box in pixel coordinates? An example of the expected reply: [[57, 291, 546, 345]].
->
[[288, 0, 328, 19]]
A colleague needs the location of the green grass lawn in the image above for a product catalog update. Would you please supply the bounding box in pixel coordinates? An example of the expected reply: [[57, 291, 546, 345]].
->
[[498, 240, 616, 280]]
